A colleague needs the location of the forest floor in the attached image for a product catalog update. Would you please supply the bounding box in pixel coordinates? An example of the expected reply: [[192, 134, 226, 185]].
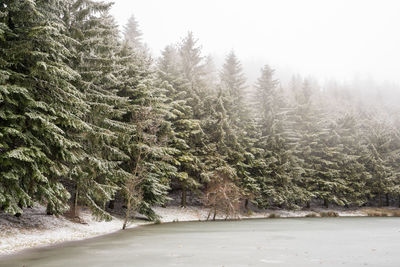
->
[[1, 204, 400, 256]]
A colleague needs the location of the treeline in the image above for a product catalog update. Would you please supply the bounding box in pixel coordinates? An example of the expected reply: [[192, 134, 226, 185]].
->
[[1, 1, 400, 222]]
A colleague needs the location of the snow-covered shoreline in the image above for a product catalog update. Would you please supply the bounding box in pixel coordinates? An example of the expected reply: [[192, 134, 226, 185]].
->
[[0, 205, 133, 256], [1, 205, 397, 256], [153, 206, 368, 223]]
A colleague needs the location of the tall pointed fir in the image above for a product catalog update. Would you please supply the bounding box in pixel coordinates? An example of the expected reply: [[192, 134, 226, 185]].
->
[[287, 79, 366, 208], [218, 51, 258, 208], [116, 29, 177, 221], [252, 65, 302, 209], [361, 118, 396, 206], [65, 0, 132, 219], [175, 33, 216, 195], [307, 118, 351, 208], [286, 79, 323, 207], [123, 14, 148, 56], [178, 32, 208, 120], [331, 114, 370, 206], [157, 45, 205, 207], [201, 92, 243, 218]]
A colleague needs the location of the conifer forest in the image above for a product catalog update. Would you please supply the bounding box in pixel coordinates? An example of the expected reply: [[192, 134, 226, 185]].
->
[[1, 0, 400, 223]]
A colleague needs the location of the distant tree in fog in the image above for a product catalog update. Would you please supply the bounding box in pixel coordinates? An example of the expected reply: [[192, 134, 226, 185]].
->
[[124, 15, 143, 50]]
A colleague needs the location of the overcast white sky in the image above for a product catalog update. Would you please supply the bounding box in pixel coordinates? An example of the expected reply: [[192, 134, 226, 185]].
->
[[110, 0, 400, 84]]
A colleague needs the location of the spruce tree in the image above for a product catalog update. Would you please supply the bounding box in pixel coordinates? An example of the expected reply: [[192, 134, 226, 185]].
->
[[219, 51, 247, 123], [333, 114, 370, 206], [117, 41, 176, 221], [0, 0, 89, 215], [65, 0, 132, 219], [124, 15, 143, 51], [179, 32, 205, 90], [218, 51, 258, 208], [252, 65, 302, 209], [287, 79, 322, 207], [362, 119, 396, 206], [157, 45, 205, 207], [177, 32, 209, 120]]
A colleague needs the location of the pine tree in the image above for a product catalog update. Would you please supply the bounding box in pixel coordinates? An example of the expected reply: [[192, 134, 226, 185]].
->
[[203, 55, 218, 89], [65, 0, 132, 219], [178, 32, 208, 118], [158, 45, 180, 79], [253, 65, 281, 129], [252, 65, 302, 209], [201, 93, 240, 192], [124, 15, 143, 51], [117, 42, 175, 221], [362, 119, 396, 207], [219, 51, 247, 122], [287, 79, 322, 207], [333, 114, 370, 206], [307, 119, 349, 208], [218, 51, 258, 208], [157, 45, 205, 207], [288, 81, 370, 208], [0, 0, 89, 215]]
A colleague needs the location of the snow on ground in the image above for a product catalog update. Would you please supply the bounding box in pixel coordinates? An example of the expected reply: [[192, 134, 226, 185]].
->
[[0, 204, 384, 256], [0, 205, 129, 255], [152, 206, 367, 222]]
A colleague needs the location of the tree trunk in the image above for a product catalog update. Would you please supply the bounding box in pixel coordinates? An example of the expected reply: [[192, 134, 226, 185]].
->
[[207, 209, 211, 221], [378, 192, 382, 207], [213, 206, 217, 221], [398, 194, 400, 208], [70, 183, 79, 217], [306, 201, 311, 209], [386, 193, 390, 206], [244, 199, 249, 210], [15, 203, 23, 217], [123, 196, 131, 230], [181, 186, 187, 207], [108, 200, 115, 210], [324, 199, 329, 208], [46, 205, 54, 216]]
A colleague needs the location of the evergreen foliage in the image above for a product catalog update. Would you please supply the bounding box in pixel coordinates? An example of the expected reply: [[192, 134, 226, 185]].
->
[[65, 0, 130, 220], [157, 45, 205, 207], [252, 65, 302, 209], [123, 15, 143, 51], [218, 52, 258, 207], [1, 2, 400, 223], [117, 42, 175, 220], [0, 0, 86, 215]]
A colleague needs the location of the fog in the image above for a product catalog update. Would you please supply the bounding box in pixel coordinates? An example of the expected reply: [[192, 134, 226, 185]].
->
[[110, 0, 400, 85]]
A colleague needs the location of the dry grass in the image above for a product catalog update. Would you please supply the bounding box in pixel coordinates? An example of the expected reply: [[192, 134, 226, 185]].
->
[[391, 210, 400, 217], [363, 208, 400, 217], [319, 211, 339, 217], [367, 211, 388, 217], [245, 210, 254, 216], [305, 212, 319, 218]]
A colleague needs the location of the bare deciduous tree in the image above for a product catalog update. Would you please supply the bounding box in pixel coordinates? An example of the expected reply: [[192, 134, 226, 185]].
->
[[203, 168, 243, 220]]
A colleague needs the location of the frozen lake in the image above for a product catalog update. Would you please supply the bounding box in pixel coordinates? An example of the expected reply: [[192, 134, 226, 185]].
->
[[1, 217, 400, 267]]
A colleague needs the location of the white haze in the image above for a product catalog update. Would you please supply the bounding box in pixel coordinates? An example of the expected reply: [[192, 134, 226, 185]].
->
[[110, 0, 400, 86]]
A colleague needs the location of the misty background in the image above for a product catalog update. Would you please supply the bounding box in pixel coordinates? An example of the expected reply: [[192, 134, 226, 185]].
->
[[110, 0, 400, 88]]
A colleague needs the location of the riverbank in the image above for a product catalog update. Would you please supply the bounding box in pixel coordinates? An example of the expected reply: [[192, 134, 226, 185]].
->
[[1, 205, 399, 256]]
